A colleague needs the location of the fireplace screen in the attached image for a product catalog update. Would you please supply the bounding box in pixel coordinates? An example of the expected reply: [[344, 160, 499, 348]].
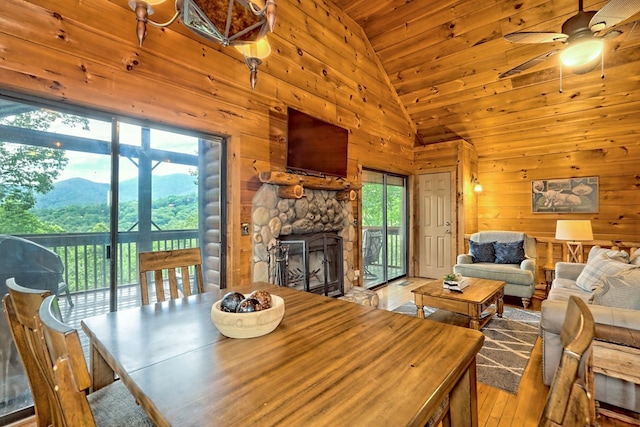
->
[[269, 233, 343, 297]]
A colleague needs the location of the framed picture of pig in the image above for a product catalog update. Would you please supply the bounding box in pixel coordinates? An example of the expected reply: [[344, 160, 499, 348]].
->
[[531, 177, 599, 213]]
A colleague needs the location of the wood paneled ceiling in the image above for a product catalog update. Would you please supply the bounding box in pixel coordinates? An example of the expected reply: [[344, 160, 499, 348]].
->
[[332, 0, 640, 155]]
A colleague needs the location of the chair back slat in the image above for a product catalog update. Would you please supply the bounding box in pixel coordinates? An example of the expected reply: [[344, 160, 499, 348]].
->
[[52, 356, 96, 427], [38, 295, 97, 426], [539, 296, 595, 426], [138, 248, 205, 305], [3, 278, 54, 427], [39, 295, 92, 390]]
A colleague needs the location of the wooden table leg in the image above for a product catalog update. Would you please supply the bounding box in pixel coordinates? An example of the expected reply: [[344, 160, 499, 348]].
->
[[496, 291, 504, 318], [469, 317, 480, 330], [469, 303, 481, 330], [89, 339, 115, 392], [414, 295, 425, 319], [448, 357, 479, 427]]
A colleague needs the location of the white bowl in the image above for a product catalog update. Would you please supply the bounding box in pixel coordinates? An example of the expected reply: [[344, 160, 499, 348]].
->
[[211, 295, 285, 339]]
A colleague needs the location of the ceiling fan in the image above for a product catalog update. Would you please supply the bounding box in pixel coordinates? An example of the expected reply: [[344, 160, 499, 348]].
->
[[499, 0, 640, 79]]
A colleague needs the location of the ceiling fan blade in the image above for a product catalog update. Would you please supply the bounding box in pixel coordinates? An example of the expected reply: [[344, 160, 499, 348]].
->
[[499, 50, 560, 79], [589, 0, 640, 32], [504, 32, 568, 43]]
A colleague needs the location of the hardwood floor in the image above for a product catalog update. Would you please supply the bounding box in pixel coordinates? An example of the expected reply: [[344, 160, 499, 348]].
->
[[8, 278, 636, 427], [377, 277, 636, 427]]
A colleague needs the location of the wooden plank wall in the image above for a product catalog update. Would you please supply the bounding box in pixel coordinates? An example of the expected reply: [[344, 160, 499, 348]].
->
[[477, 141, 640, 246], [0, 0, 416, 287]]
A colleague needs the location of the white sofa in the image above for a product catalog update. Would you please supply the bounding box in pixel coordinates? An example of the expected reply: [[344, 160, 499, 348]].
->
[[454, 231, 537, 307], [540, 247, 640, 413]]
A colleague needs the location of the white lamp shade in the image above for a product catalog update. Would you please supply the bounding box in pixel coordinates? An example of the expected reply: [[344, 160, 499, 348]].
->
[[555, 220, 593, 241]]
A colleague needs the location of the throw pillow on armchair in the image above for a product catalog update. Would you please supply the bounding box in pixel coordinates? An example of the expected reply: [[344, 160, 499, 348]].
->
[[494, 240, 526, 264], [468, 240, 496, 263]]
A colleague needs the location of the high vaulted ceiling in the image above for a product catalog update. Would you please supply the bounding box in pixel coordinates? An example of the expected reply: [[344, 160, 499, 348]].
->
[[332, 0, 640, 155]]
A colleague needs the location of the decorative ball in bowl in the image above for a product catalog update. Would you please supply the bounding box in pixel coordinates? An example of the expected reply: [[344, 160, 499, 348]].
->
[[211, 292, 285, 339]]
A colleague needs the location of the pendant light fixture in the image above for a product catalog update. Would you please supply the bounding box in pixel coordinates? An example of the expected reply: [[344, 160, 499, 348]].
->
[[129, 0, 277, 89]]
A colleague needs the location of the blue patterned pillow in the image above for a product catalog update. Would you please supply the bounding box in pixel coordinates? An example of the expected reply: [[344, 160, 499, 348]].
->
[[469, 240, 496, 263], [494, 240, 526, 264]]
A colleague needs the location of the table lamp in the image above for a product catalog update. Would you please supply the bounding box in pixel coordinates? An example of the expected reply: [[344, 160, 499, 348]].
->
[[555, 220, 593, 263]]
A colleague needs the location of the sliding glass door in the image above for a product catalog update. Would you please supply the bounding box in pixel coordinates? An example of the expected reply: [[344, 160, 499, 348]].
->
[[0, 95, 224, 423], [361, 170, 408, 289]]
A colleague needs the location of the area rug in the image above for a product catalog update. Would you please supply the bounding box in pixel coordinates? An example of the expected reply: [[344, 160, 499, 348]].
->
[[396, 280, 413, 286], [392, 302, 540, 394]]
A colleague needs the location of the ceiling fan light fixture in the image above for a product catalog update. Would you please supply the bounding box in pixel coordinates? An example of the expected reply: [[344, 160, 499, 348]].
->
[[501, 0, 640, 80], [559, 38, 603, 68]]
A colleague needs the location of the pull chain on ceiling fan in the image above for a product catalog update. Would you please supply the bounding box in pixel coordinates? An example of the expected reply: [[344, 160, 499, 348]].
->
[[499, 0, 640, 80]]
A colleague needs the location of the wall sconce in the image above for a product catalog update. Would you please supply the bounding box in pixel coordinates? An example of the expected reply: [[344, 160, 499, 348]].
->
[[555, 220, 593, 263], [129, 0, 277, 89], [234, 37, 271, 90], [472, 177, 483, 193]]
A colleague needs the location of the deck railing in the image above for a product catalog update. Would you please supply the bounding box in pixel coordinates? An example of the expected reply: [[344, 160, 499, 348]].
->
[[362, 226, 404, 268], [16, 230, 198, 294]]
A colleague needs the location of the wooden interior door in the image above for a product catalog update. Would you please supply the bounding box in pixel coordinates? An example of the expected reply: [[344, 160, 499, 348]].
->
[[418, 172, 452, 279]]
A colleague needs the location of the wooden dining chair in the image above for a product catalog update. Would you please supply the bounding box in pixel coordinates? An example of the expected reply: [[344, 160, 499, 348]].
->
[[539, 295, 595, 427], [37, 294, 154, 426], [138, 247, 205, 305], [3, 278, 55, 427]]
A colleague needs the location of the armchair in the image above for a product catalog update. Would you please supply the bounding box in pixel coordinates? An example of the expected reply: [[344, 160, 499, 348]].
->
[[453, 231, 537, 307]]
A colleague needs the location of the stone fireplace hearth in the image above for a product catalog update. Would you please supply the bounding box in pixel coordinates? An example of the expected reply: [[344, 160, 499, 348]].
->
[[251, 183, 355, 292]]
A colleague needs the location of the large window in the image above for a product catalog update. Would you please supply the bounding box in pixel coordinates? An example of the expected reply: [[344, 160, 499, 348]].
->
[[361, 169, 408, 289], [0, 95, 225, 423]]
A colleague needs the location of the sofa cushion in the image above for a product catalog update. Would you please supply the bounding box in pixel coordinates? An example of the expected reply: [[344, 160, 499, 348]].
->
[[630, 248, 640, 266], [588, 245, 630, 263], [494, 240, 525, 264], [547, 286, 592, 302], [552, 276, 586, 291], [591, 269, 640, 310], [576, 253, 638, 292], [469, 240, 496, 263], [453, 262, 533, 286]]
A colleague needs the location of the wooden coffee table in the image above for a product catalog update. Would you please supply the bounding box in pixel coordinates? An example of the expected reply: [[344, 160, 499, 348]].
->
[[412, 277, 505, 330]]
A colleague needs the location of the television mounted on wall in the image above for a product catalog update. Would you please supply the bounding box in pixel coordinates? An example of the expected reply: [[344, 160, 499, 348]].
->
[[286, 107, 349, 178]]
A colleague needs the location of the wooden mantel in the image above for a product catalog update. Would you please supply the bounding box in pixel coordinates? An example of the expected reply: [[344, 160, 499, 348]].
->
[[259, 171, 354, 191]]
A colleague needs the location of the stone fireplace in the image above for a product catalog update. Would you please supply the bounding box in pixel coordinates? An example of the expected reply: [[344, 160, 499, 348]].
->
[[251, 183, 355, 293]]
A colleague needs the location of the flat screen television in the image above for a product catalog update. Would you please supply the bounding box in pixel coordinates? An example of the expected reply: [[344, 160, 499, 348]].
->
[[286, 107, 349, 178]]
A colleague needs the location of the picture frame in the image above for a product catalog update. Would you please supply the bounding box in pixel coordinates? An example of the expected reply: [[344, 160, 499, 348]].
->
[[531, 177, 599, 213]]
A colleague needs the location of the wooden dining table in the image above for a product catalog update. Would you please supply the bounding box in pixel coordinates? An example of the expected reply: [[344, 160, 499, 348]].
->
[[81, 283, 484, 427]]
